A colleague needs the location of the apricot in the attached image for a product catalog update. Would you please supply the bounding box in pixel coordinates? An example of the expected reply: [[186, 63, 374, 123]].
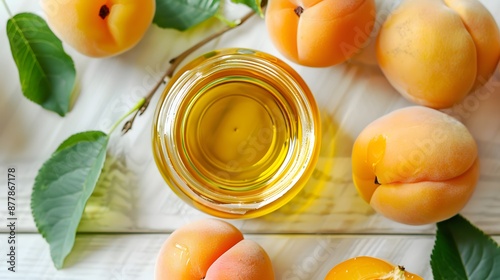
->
[[376, 0, 500, 109], [265, 0, 376, 67], [41, 0, 155, 57], [351, 106, 479, 225], [325, 256, 423, 280], [155, 219, 275, 280]]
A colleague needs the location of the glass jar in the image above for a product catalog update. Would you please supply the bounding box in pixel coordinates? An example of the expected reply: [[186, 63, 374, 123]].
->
[[152, 48, 321, 219]]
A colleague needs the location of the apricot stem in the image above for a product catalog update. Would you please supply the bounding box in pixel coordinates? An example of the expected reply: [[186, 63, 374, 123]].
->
[[108, 97, 145, 135], [121, 6, 265, 134], [99, 5, 110, 20], [294, 6, 304, 17], [214, 13, 240, 28], [1, 0, 13, 17]]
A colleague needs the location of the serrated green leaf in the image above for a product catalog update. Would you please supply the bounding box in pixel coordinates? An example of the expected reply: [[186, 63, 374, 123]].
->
[[431, 214, 500, 280], [231, 0, 263, 17], [6, 13, 76, 116], [154, 0, 220, 30], [31, 131, 109, 269]]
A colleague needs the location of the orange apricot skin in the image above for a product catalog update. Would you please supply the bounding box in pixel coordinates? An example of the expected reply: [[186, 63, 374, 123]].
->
[[443, 0, 500, 90], [376, 0, 500, 109], [155, 219, 244, 280], [266, 0, 376, 67], [324, 256, 423, 279], [41, 0, 155, 57], [205, 239, 275, 280], [352, 106, 479, 225]]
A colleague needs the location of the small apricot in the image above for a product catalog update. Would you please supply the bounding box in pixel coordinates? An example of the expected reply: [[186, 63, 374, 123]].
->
[[376, 0, 500, 109], [266, 0, 376, 67], [155, 219, 275, 280], [41, 0, 155, 57], [352, 106, 479, 225], [325, 256, 423, 280]]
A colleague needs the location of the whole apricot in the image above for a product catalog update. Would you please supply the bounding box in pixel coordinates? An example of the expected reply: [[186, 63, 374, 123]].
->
[[376, 0, 500, 109], [325, 256, 423, 280], [155, 219, 275, 280], [266, 0, 376, 67], [352, 106, 479, 225], [41, 0, 155, 57]]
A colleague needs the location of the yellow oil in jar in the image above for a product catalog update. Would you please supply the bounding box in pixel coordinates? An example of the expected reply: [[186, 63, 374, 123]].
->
[[153, 48, 320, 219], [181, 78, 291, 191]]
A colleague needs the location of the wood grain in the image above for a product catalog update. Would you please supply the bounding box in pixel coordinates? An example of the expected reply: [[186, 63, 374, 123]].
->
[[0, 0, 499, 279]]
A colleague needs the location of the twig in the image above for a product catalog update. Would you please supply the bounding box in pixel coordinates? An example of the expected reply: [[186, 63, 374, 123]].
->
[[111, 98, 145, 134], [2, 0, 13, 17], [121, 9, 260, 134]]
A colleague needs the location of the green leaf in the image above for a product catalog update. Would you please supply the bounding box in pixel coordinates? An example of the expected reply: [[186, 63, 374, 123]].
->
[[6, 13, 76, 116], [231, 0, 263, 17], [154, 0, 220, 30], [31, 131, 109, 269], [431, 214, 500, 280]]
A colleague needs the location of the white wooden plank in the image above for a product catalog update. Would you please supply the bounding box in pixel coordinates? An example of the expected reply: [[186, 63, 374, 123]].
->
[[4, 233, 498, 279]]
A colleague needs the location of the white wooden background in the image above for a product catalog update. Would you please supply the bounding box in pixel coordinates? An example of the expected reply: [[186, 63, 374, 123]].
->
[[1, 0, 499, 279]]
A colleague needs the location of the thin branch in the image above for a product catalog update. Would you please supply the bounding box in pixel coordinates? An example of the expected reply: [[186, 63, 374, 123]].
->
[[122, 8, 260, 134], [166, 10, 257, 78], [2, 0, 13, 17], [121, 75, 165, 134]]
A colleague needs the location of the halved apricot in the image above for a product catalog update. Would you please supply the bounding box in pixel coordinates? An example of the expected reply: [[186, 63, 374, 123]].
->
[[325, 256, 423, 279]]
